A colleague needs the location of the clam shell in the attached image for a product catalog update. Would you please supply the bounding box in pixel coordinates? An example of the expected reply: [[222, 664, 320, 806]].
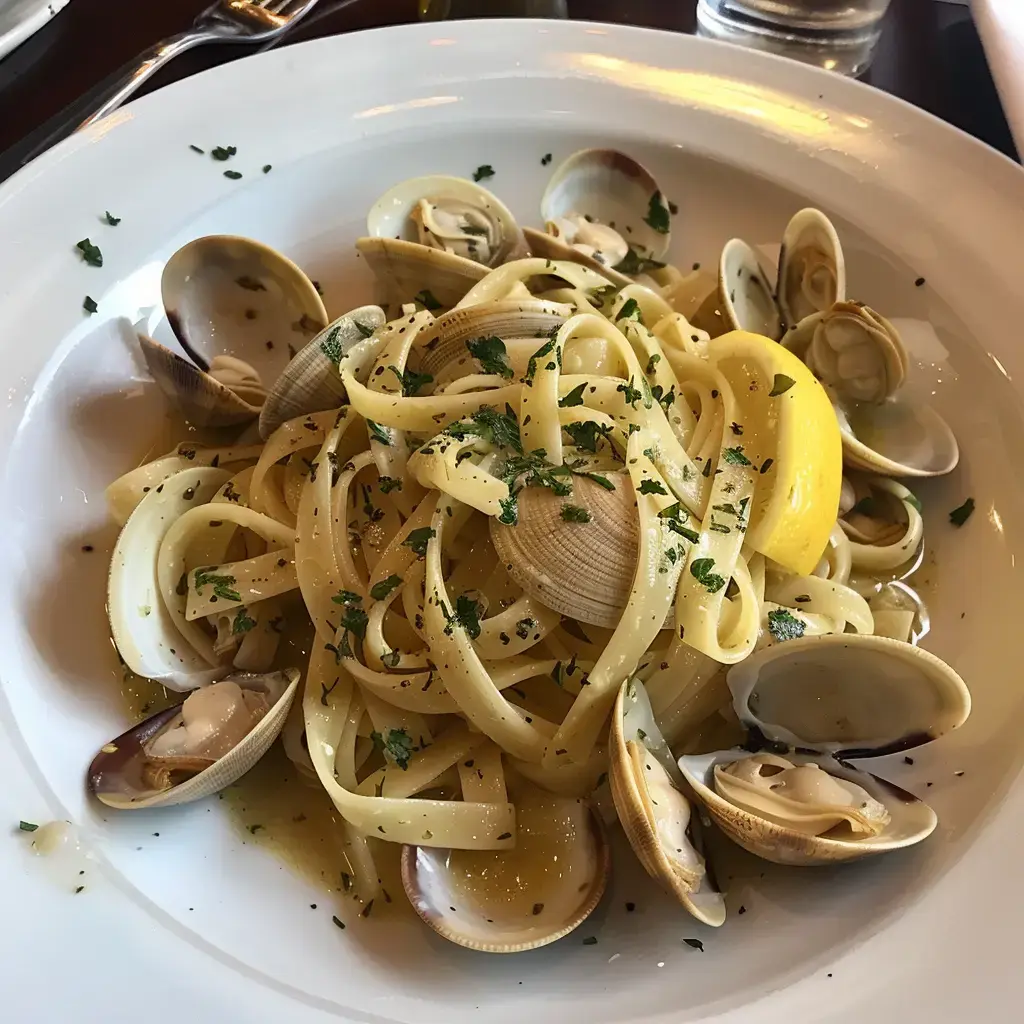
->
[[678, 750, 936, 866], [609, 682, 726, 926], [541, 149, 671, 261], [367, 174, 527, 268], [522, 227, 633, 289], [162, 234, 327, 375], [400, 789, 610, 953], [417, 299, 571, 378], [490, 473, 637, 629], [259, 306, 386, 438], [356, 237, 488, 310], [139, 335, 263, 427], [89, 669, 300, 809], [777, 208, 846, 328], [726, 633, 971, 758], [718, 238, 782, 340], [837, 394, 959, 478]]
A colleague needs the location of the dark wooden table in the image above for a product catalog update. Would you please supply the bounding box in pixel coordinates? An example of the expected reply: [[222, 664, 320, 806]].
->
[[0, 0, 1014, 182]]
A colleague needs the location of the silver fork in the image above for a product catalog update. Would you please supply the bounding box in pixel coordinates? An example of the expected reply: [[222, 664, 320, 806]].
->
[[4, 0, 327, 174], [80, 0, 324, 129]]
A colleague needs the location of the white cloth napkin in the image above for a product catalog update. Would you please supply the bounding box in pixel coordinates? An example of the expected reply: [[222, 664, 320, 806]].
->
[[975, 0, 1024, 153]]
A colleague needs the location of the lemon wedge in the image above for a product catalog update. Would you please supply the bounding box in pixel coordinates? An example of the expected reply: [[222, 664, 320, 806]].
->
[[707, 330, 841, 576]]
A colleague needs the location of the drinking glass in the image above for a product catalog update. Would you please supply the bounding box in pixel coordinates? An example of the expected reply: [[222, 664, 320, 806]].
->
[[696, 0, 893, 76]]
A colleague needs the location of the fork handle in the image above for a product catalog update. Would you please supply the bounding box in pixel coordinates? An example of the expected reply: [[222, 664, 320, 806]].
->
[[0, 29, 223, 178]]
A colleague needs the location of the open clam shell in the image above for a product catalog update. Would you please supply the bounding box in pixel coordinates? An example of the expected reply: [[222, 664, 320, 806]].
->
[[718, 239, 782, 340], [678, 634, 970, 866], [609, 680, 726, 926], [258, 305, 386, 438], [836, 393, 959, 478], [679, 750, 936, 866], [162, 234, 327, 371], [490, 473, 637, 629], [776, 208, 846, 328], [356, 237, 488, 310], [367, 174, 527, 269], [139, 336, 264, 428], [541, 149, 672, 266], [89, 669, 300, 810], [401, 786, 610, 953]]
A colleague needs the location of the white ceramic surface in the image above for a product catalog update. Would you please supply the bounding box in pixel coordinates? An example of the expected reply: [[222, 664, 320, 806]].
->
[[1, 19, 1022, 1024], [0, 0, 70, 60]]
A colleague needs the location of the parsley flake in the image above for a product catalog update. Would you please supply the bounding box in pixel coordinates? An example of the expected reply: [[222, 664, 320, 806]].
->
[[370, 575, 403, 601], [371, 727, 414, 770], [193, 569, 241, 603], [949, 498, 975, 527], [403, 527, 436, 558], [644, 191, 671, 234], [767, 608, 806, 643], [103, 211, 121, 226], [414, 289, 443, 311], [472, 164, 495, 182], [76, 238, 103, 267], [769, 373, 796, 397], [467, 335, 513, 379], [83, 295, 98, 315], [638, 479, 667, 495], [690, 557, 726, 593], [560, 504, 591, 523], [232, 608, 256, 634], [559, 382, 588, 408]]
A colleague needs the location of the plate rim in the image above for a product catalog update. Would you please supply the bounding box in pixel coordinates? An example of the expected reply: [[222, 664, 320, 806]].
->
[[0, 18, 1022, 1024]]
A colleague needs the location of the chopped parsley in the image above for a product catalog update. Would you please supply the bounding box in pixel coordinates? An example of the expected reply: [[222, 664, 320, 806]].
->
[[449, 405, 522, 451], [760, 458, 774, 475], [683, 939, 705, 952], [389, 364, 434, 396], [193, 569, 241, 603], [19, 821, 38, 832], [371, 727, 414, 770], [262, 164, 272, 174], [767, 608, 806, 643], [644, 191, 671, 234], [616, 377, 645, 408], [564, 420, 612, 453], [232, 608, 256, 634], [525, 338, 556, 381], [354, 319, 374, 338], [575, 469, 615, 491], [189, 144, 205, 154], [378, 476, 402, 494], [559, 382, 588, 408], [103, 211, 121, 226], [614, 246, 666, 276], [403, 527, 436, 558], [223, 170, 243, 180], [319, 324, 347, 363], [210, 145, 237, 161], [615, 298, 643, 324], [503, 450, 573, 497], [413, 289, 442, 311], [722, 446, 752, 467], [370, 575, 403, 601], [560, 504, 592, 523], [76, 238, 103, 267], [366, 420, 393, 446], [338, 605, 368, 642], [769, 373, 796, 397], [646, 353, 661, 375], [541, 153, 553, 165], [472, 164, 495, 182], [690, 557, 726, 594], [949, 498, 975, 527], [332, 590, 363, 606], [659, 503, 700, 543], [83, 295, 98, 315], [466, 335, 513, 379], [638, 479, 667, 495]]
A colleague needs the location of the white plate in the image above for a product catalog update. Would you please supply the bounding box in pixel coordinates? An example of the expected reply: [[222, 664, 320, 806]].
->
[[0, 19, 1022, 1024], [0, 0, 70, 60]]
